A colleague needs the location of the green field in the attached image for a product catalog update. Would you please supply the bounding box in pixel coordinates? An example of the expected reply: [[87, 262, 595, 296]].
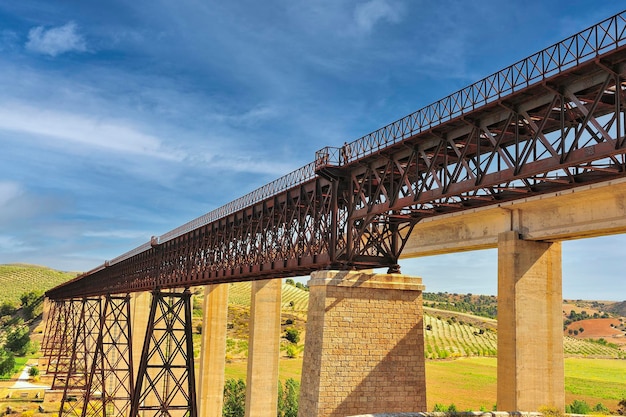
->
[[225, 357, 626, 411]]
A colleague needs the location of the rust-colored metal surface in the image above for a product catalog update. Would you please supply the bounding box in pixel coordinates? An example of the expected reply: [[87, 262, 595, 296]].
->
[[47, 11, 626, 300]]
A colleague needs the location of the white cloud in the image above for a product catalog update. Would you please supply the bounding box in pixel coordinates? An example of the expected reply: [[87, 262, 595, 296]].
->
[[0, 181, 22, 207], [0, 102, 184, 161], [354, 0, 401, 33], [25, 21, 87, 57]]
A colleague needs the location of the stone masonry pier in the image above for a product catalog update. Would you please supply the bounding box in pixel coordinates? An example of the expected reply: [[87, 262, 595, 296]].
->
[[299, 270, 426, 417]]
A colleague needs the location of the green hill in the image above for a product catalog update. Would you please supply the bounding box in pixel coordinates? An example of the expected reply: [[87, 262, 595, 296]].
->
[[0, 264, 78, 305]]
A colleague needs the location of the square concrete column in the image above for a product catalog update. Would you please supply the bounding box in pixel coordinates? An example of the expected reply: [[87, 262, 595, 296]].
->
[[497, 231, 564, 411], [245, 279, 282, 417], [130, 291, 151, 378], [298, 270, 426, 417], [199, 283, 229, 417]]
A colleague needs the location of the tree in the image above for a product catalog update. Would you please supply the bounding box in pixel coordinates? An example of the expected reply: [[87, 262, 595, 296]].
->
[[0, 349, 15, 376], [281, 379, 299, 417], [0, 300, 17, 316], [285, 279, 295, 286], [20, 291, 43, 320], [5, 326, 31, 356], [223, 379, 246, 417]]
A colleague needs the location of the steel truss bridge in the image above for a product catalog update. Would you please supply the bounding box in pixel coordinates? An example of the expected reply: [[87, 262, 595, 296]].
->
[[42, 11, 626, 417]]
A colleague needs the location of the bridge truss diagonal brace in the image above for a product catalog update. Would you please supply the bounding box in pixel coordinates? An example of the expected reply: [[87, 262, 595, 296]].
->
[[130, 288, 198, 417]]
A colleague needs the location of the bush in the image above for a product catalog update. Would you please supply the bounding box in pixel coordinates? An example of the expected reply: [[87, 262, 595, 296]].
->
[[538, 405, 563, 417], [593, 403, 610, 414], [285, 344, 298, 358], [566, 399, 591, 414], [28, 366, 39, 378], [284, 328, 300, 344], [433, 404, 447, 412]]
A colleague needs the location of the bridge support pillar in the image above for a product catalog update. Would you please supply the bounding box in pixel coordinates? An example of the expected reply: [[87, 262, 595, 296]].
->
[[299, 270, 426, 417], [245, 279, 282, 417], [131, 291, 151, 377], [497, 231, 564, 411], [199, 283, 229, 417]]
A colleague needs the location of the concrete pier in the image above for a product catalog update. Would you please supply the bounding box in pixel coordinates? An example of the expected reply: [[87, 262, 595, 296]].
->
[[299, 270, 426, 417], [245, 279, 282, 417], [497, 231, 564, 411], [199, 283, 230, 417]]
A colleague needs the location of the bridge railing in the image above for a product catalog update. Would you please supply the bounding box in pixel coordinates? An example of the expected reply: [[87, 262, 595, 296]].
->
[[107, 161, 318, 265], [315, 10, 626, 168]]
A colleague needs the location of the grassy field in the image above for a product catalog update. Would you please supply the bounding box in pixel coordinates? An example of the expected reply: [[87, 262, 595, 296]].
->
[[225, 357, 626, 411]]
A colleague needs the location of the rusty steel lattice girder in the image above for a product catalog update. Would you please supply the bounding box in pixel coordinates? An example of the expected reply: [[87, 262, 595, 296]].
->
[[336, 63, 626, 226], [59, 298, 102, 417], [82, 294, 134, 417], [46, 11, 626, 300], [129, 289, 197, 417], [48, 299, 82, 388]]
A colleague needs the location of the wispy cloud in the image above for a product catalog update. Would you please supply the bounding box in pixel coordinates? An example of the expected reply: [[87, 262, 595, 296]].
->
[[0, 30, 19, 52], [0, 181, 23, 207], [354, 0, 402, 33], [0, 102, 184, 161], [25, 21, 87, 57], [0, 235, 34, 254]]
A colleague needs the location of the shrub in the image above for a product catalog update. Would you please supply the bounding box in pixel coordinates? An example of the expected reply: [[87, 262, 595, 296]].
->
[[432, 403, 447, 412], [284, 328, 300, 344], [538, 405, 563, 417], [285, 344, 298, 359], [566, 399, 591, 414], [592, 403, 610, 414], [28, 366, 39, 378]]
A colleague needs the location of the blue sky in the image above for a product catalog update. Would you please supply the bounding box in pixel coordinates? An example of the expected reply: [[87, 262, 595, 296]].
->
[[0, 1, 624, 300]]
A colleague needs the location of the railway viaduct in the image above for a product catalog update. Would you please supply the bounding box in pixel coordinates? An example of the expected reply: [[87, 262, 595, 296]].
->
[[41, 11, 626, 417]]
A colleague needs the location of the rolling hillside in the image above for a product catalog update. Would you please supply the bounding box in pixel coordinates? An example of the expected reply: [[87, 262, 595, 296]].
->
[[0, 264, 78, 305]]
